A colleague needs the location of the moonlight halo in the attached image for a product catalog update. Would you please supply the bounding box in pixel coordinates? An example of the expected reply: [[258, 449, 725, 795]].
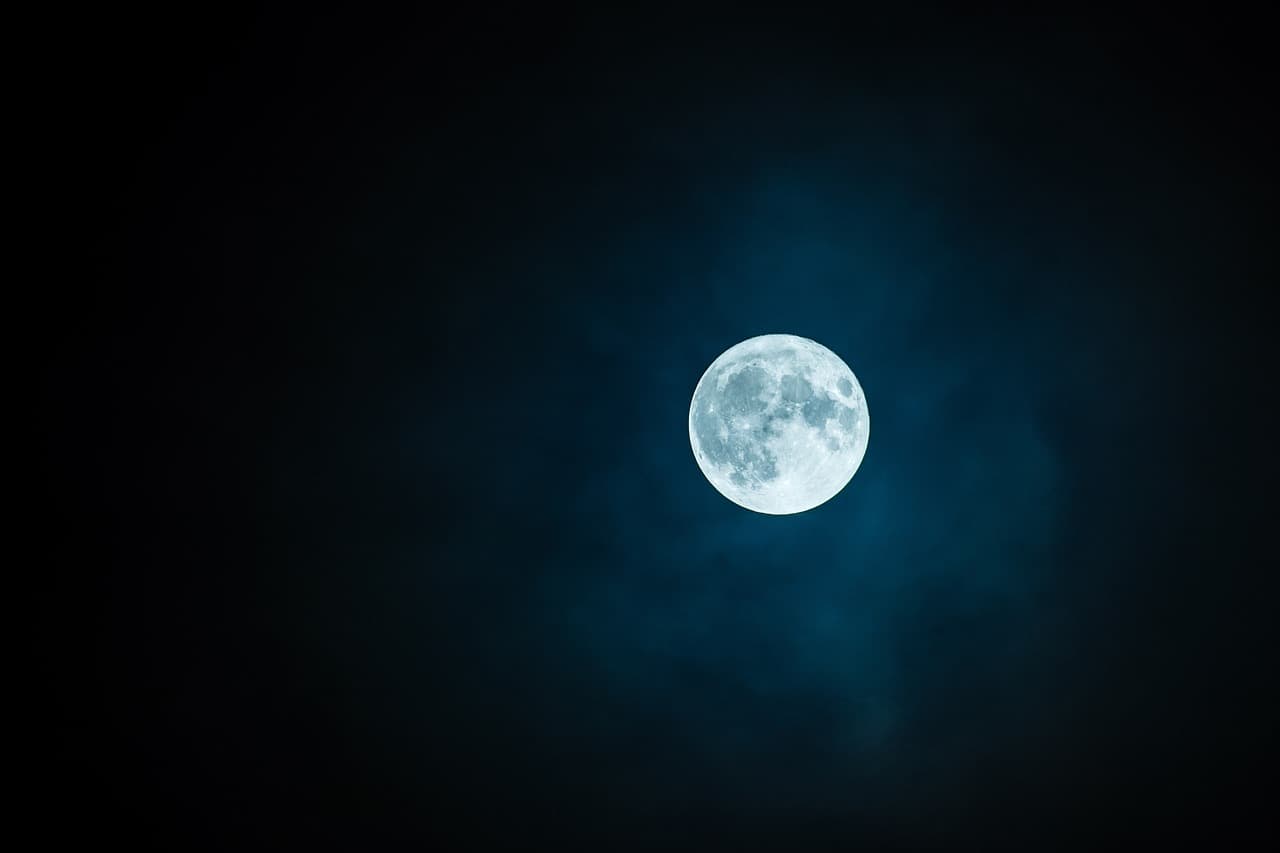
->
[[689, 334, 869, 514]]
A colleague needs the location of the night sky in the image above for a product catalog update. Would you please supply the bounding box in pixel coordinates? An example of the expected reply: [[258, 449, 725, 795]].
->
[[45, 7, 1274, 850]]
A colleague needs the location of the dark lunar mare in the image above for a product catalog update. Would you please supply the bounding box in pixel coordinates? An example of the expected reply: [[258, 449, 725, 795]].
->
[[694, 363, 779, 487], [693, 356, 855, 490]]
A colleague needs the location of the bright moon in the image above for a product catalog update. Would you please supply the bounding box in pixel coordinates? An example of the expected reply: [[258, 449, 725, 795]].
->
[[688, 334, 869, 515]]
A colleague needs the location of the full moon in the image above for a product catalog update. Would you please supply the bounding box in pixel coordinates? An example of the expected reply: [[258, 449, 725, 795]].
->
[[688, 334, 869, 515]]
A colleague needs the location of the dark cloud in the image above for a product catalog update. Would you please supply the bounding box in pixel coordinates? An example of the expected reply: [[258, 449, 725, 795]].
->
[[45, 7, 1273, 850]]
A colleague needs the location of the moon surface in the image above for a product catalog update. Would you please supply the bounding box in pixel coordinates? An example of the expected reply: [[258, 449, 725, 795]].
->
[[689, 334, 869, 514]]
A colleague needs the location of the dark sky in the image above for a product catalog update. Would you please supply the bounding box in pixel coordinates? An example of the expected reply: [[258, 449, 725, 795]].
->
[[44, 6, 1274, 850]]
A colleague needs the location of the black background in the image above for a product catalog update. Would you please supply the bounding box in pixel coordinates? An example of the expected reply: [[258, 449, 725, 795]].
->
[[43, 6, 1274, 850]]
